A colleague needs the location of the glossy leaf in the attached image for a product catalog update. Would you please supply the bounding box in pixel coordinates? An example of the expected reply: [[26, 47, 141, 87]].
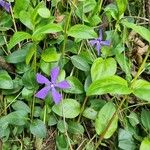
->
[[132, 79, 150, 102], [52, 99, 81, 118], [116, 0, 128, 17], [65, 76, 84, 94], [71, 55, 90, 72], [122, 21, 150, 43], [91, 57, 117, 81], [87, 75, 131, 96], [37, 8, 50, 18], [140, 137, 150, 150], [95, 102, 118, 138], [41, 47, 61, 62], [67, 24, 97, 39], [8, 32, 31, 50]]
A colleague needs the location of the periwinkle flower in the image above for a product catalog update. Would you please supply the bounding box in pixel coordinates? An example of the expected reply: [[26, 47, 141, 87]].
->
[[35, 67, 70, 104], [89, 29, 110, 55], [0, 0, 11, 12]]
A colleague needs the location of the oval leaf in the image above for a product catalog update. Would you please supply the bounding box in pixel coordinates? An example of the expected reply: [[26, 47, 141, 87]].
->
[[0, 70, 13, 89], [52, 99, 81, 118], [95, 102, 118, 139], [67, 24, 97, 39], [91, 57, 117, 81], [8, 32, 31, 50], [87, 75, 131, 96], [30, 119, 47, 138], [71, 55, 90, 72], [132, 79, 150, 102]]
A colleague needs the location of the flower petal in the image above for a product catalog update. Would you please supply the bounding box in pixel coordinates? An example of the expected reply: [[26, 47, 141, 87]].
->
[[36, 73, 50, 85], [51, 67, 59, 83], [96, 43, 101, 56], [56, 80, 70, 89], [101, 40, 111, 46], [35, 86, 50, 99], [0, 0, 10, 12], [89, 40, 97, 46], [51, 87, 62, 104]]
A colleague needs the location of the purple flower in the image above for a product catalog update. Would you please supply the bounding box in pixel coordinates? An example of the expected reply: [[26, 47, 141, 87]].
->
[[89, 29, 110, 55], [35, 67, 70, 104], [0, 0, 11, 12]]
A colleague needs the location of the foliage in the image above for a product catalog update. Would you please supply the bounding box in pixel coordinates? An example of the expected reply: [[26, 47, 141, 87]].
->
[[0, 0, 150, 149]]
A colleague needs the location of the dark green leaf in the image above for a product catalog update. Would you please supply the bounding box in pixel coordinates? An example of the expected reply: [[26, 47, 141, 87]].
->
[[65, 76, 84, 94], [30, 119, 47, 138], [141, 109, 150, 130], [68, 121, 84, 134], [122, 21, 150, 43], [71, 55, 90, 72], [0, 70, 13, 89]]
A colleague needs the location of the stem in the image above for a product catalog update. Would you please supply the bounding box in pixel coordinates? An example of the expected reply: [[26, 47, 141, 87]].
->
[[95, 96, 127, 148], [62, 0, 76, 56], [10, 4, 21, 48], [43, 104, 47, 124], [77, 96, 88, 122]]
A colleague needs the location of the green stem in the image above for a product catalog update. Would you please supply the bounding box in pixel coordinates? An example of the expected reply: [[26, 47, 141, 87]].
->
[[62, 0, 76, 56], [77, 96, 88, 122]]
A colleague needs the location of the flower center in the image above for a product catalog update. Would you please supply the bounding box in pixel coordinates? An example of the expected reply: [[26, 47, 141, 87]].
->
[[50, 83, 55, 88]]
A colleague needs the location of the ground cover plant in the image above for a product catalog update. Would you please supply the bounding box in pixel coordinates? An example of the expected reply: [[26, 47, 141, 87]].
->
[[0, 0, 150, 149]]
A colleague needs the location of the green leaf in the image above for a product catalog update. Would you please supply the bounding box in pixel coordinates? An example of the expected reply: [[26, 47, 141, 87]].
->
[[25, 43, 36, 65], [30, 119, 47, 138], [41, 47, 61, 62], [116, 0, 128, 17], [52, 99, 81, 118], [57, 120, 68, 133], [48, 114, 57, 126], [65, 76, 84, 94], [67, 24, 97, 39], [127, 112, 139, 127], [122, 21, 150, 43], [141, 109, 150, 130], [140, 137, 150, 150], [71, 55, 90, 72], [68, 121, 84, 134], [32, 23, 62, 41], [91, 57, 117, 81], [118, 129, 136, 150], [22, 69, 37, 90], [8, 32, 31, 50], [37, 8, 50, 18], [6, 43, 32, 63], [12, 101, 30, 113], [132, 80, 150, 101], [115, 53, 132, 81], [19, 10, 34, 30], [0, 70, 13, 89], [13, 0, 30, 18], [95, 102, 118, 138], [56, 134, 68, 150], [87, 75, 131, 96], [6, 110, 28, 126], [82, 107, 97, 120]]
